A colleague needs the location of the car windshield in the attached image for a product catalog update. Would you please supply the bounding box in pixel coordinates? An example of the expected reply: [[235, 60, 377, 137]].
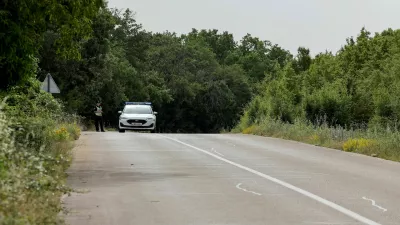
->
[[124, 106, 152, 114]]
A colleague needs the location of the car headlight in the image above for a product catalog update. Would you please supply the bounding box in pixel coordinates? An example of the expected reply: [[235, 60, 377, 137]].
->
[[120, 117, 128, 119], [147, 118, 154, 120]]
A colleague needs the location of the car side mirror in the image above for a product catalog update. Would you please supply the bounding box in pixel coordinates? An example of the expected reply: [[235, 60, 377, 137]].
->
[[118, 111, 122, 114], [154, 112, 158, 115]]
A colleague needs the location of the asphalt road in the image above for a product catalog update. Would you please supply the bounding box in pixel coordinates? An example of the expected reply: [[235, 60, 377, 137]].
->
[[64, 132, 400, 225]]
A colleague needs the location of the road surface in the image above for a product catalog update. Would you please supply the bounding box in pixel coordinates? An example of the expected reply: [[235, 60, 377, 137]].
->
[[64, 132, 400, 225]]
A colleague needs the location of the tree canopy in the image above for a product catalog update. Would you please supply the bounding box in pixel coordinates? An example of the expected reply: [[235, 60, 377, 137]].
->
[[0, 0, 105, 89], [3, 1, 400, 133], [241, 27, 400, 131], [33, 5, 294, 132]]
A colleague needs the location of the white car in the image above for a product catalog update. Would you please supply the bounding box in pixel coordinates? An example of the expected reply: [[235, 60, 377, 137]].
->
[[118, 102, 157, 133]]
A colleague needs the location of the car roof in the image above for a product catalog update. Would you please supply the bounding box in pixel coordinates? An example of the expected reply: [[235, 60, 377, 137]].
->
[[124, 104, 151, 108]]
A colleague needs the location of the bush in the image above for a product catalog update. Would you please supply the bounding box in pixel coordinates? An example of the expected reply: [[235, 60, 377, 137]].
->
[[242, 125, 258, 134], [343, 138, 377, 153], [53, 127, 70, 142], [65, 123, 81, 140], [0, 81, 81, 224]]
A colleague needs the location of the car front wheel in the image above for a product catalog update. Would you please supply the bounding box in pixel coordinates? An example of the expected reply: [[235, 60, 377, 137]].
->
[[119, 129, 125, 133]]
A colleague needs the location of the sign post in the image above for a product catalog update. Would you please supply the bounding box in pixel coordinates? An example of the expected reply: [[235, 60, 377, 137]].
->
[[41, 73, 60, 94]]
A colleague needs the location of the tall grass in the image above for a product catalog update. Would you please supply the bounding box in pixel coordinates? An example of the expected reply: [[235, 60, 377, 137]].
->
[[0, 90, 82, 224], [234, 117, 400, 162]]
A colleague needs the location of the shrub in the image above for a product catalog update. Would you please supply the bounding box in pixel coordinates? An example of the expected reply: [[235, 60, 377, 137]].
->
[[235, 117, 400, 162], [242, 125, 258, 134], [0, 82, 81, 224], [53, 127, 70, 142], [309, 134, 320, 143], [65, 123, 81, 140], [343, 138, 378, 153]]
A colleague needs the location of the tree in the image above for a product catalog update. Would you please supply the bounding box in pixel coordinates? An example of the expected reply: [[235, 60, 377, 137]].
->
[[239, 27, 400, 130], [293, 47, 312, 73], [185, 29, 237, 64], [0, 0, 104, 89]]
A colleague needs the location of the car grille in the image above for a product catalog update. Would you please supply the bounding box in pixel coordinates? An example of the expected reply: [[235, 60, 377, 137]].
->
[[120, 123, 154, 128], [127, 119, 147, 124]]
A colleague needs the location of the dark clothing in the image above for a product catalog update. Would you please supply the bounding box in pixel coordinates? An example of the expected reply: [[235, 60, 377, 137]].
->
[[94, 105, 105, 132], [95, 115, 105, 132]]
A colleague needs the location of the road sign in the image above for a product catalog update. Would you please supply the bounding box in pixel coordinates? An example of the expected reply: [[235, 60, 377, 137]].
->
[[41, 73, 60, 93]]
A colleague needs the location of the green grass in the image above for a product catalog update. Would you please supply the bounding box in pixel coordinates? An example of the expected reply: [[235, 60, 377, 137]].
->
[[0, 109, 80, 225], [234, 118, 400, 162]]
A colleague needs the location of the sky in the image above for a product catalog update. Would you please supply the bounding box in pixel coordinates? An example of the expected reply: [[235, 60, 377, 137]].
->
[[107, 0, 400, 56]]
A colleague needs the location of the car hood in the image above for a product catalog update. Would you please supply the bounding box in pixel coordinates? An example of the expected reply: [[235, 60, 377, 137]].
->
[[121, 114, 154, 119]]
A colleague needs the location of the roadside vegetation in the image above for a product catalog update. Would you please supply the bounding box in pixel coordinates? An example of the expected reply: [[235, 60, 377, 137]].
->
[[1, 0, 101, 224], [235, 28, 400, 161], [0, 81, 81, 224], [235, 118, 400, 161]]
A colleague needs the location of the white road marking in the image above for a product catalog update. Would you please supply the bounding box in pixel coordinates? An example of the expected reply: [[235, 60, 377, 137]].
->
[[362, 197, 388, 212], [160, 135, 381, 225], [236, 183, 262, 196], [214, 151, 224, 156], [212, 149, 224, 157], [211, 148, 224, 156], [303, 222, 357, 224]]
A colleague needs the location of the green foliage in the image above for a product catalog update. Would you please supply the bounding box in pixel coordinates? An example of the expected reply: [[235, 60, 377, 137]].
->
[[244, 64, 304, 124], [3, 1, 400, 222], [38, 8, 172, 127], [0, 0, 105, 89], [241, 27, 400, 129], [237, 118, 400, 162], [33, 3, 295, 133], [305, 79, 352, 126], [185, 29, 237, 64], [2, 1, 296, 223], [0, 89, 81, 224], [293, 47, 312, 73], [231, 34, 292, 82], [237, 27, 400, 161]]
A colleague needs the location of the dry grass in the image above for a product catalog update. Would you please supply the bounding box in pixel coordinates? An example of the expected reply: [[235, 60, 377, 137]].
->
[[0, 112, 79, 225], [236, 118, 400, 162]]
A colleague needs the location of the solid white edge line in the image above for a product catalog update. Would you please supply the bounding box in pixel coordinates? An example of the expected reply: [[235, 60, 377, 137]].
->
[[213, 150, 224, 157], [159, 134, 382, 225]]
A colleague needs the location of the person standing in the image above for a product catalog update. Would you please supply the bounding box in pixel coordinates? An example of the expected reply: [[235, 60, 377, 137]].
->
[[94, 102, 105, 132]]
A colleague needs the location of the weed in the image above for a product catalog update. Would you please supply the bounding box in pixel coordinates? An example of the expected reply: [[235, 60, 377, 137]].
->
[[343, 138, 377, 152], [0, 93, 81, 225], [242, 125, 257, 134], [236, 118, 400, 162]]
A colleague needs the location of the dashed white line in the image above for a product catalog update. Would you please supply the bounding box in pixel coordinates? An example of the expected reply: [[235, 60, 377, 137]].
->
[[160, 134, 381, 225], [362, 197, 388, 212], [236, 183, 262, 196]]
